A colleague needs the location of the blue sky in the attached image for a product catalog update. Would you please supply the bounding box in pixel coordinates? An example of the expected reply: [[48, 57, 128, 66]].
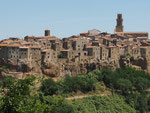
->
[[0, 0, 150, 40]]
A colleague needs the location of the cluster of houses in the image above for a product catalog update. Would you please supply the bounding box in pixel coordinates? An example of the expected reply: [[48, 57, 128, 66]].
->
[[0, 14, 149, 76]]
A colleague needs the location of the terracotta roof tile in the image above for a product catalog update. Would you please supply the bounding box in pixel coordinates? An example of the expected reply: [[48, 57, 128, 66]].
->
[[29, 46, 40, 48], [115, 32, 148, 34], [0, 44, 8, 46], [7, 44, 20, 47]]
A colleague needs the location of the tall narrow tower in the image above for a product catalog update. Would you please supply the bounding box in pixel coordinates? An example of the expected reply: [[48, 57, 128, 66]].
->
[[45, 29, 50, 36], [115, 14, 124, 32]]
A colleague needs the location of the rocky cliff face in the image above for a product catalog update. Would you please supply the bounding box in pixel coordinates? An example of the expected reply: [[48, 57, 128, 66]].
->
[[0, 58, 43, 79], [1, 56, 150, 79], [41, 62, 59, 77], [119, 56, 150, 72]]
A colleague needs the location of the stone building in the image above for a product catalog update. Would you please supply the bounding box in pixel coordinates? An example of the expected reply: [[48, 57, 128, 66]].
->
[[7, 45, 20, 59], [0, 14, 150, 77], [86, 46, 101, 60], [19, 47, 30, 60], [71, 37, 90, 51], [41, 49, 58, 64], [140, 46, 148, 58], [100, 46, 108, 61], [0, 44, 8, 59], [132, 47, 141, 59], [30, 46, 41, 61]]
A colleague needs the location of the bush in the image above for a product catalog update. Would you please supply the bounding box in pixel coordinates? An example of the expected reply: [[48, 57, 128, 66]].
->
[[0, 76, 14, 89], [115, 78, 132, 95], [44, 96, 75, 113], [40, 78, 58, 96], [1, 77, 36, 113], [73, 95, 136, 113], [130, 56, 134, 62], [126, 92, 149, 113], [102, 68, 115, 88], [61, 74, 97, 93], [88, 70, 103, 81], [57, 53, 63, 58], [135, 77, 150, 91]]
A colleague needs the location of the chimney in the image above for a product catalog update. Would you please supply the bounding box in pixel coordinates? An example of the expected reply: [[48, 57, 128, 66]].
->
[[45, 30, 50, 36]]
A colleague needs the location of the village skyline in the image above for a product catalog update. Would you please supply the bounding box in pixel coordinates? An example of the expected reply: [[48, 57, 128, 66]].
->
[[0, 0, 150, 40]]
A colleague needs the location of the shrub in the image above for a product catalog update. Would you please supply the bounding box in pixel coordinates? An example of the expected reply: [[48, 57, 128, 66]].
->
[[40, 78, 57, 96], [115, 78, 132, 95], [0, 76, 14, 89], [57, 53, 63, 58], [130, 56, 134, 62], [88, 70, 103, 81], [73, 95, 136, 113], [135, 77, 150, 91]]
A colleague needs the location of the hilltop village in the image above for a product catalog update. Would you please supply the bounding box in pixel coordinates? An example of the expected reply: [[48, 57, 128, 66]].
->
[[0, 14, 149, 78]]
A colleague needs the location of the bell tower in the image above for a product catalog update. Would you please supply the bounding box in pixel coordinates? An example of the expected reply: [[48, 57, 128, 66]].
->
[[115, 14, 124, 32]]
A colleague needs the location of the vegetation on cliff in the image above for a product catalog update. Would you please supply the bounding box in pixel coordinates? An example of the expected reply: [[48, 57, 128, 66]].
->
[[0, 67, 150, 113]]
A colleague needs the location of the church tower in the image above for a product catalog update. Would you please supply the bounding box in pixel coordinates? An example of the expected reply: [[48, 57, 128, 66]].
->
[[115, 14, 124, 32]]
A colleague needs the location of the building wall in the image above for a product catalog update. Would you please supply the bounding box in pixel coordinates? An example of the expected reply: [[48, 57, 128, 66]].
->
[[100, 47, 108, 61], [7, 47, 19, 59], [72, 39, 90, 51], [43, 50, 58, 64], [30, 48, 41, 61], [132, 47, 140, 59], [0, 46, 8, 59], [19, 48, 30, 60]]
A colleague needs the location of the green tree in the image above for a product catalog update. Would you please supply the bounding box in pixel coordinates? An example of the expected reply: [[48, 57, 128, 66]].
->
[[0, 76, 14, 89], [77, 74, 97, 92], [1, 76, 36, 113], [88, 70, 103, 81], [102, 68, 116, 88], [135, 77, 150, 91], [126, 92, 149, 113], [73, 95, 136, 113], [40, 78, 58, 96], [43, 96, 75, 113], [115, 78, 132, 95]]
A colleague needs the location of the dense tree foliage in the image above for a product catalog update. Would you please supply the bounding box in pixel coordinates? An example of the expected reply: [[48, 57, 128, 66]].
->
[[0, 77, 75, 113], [1, 67, 150, 112], [102, 67, 150, 93], [73, 95, 136, 113], [0, 76, 38, 113], [115, 78, 132, 95], [39, 67, 150, 112], [101, 67, 150, 112], [40, 78, 58, 96], [40, 74, 98, 96], [0, 76, 14, 89]]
